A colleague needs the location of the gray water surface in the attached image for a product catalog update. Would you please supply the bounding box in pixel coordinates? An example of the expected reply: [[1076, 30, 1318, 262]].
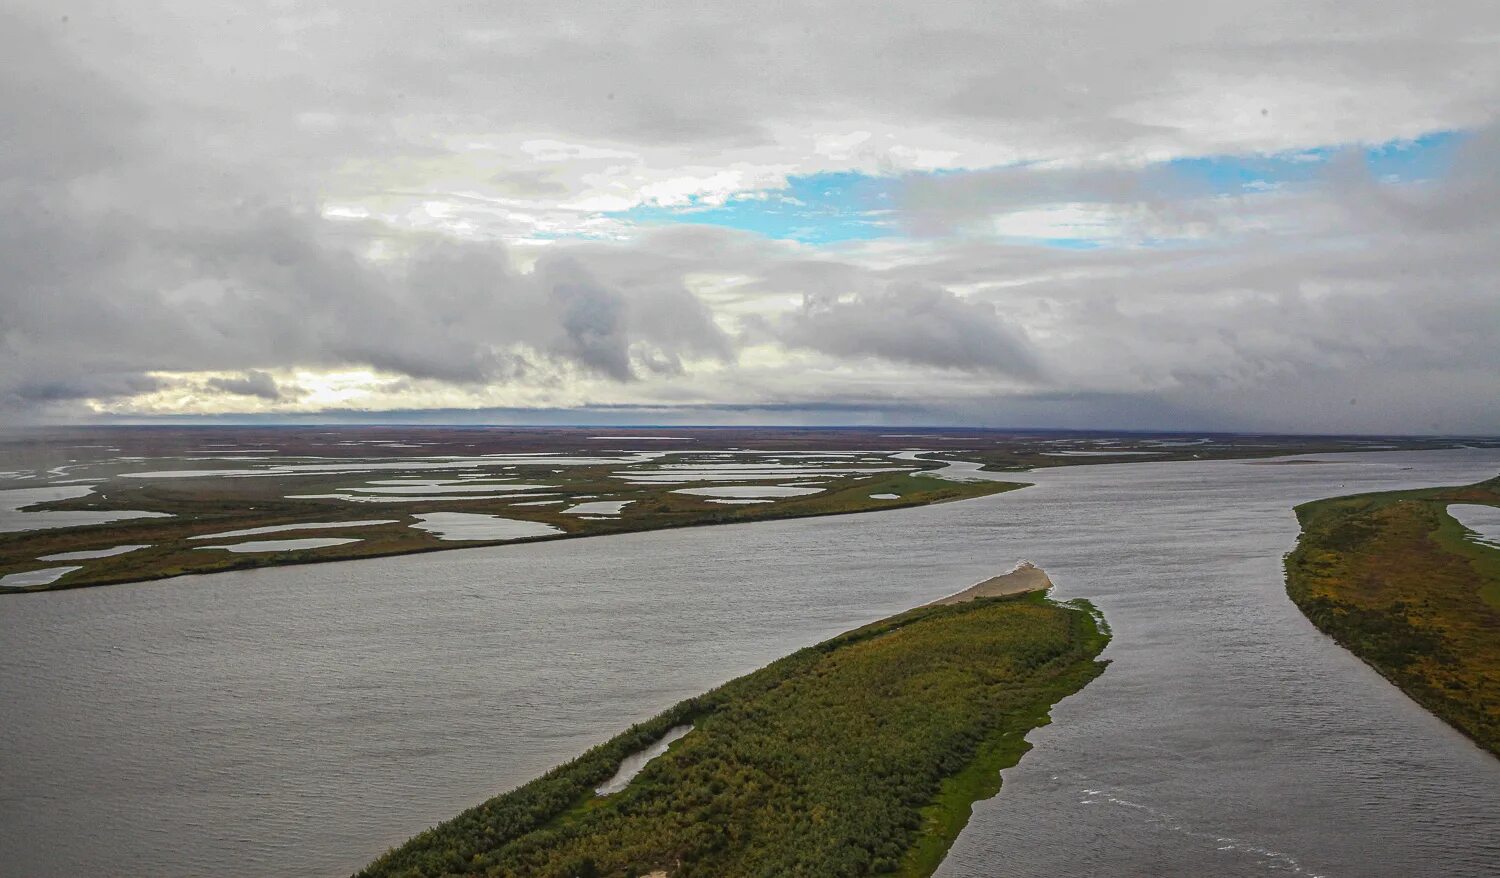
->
[[2, 450, 1499, 877], [1449, 502, 1500, 549]]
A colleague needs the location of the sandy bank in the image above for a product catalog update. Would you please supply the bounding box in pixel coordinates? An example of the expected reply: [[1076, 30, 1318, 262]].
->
[[927, 561, 1053, 605]]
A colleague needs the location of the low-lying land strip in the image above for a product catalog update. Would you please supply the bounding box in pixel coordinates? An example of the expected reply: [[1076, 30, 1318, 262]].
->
[[5, 426, 1480, 593], [0, 458, 1019, 593], [935, 435, 1468, 473], [359, 579, 1109, 878], [926, 560, 1052, 604], [1284, 475, 1500, 756]]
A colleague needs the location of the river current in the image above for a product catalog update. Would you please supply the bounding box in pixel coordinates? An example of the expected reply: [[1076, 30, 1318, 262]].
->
[[2, 449, 1498, 877]]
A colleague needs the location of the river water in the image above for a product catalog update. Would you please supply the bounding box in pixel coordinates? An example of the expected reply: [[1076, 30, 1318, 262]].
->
[[2, 450, 1498, 877]]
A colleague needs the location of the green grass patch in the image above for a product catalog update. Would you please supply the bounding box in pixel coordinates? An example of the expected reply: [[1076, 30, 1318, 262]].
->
[[1284, 474, 1500, 756], [358, 591, 1110, 878]]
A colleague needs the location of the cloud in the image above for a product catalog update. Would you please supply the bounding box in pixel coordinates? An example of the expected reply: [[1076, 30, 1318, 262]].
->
[[13, 0, 1495, 226], [777, 284, 1038, 377], [205, 371, 290, 400], [1, 1, 1498, 432], [0, 19, 737, 413]]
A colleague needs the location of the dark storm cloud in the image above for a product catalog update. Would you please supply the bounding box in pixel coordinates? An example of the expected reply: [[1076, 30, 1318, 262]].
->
[[205, 371, 288, 400]]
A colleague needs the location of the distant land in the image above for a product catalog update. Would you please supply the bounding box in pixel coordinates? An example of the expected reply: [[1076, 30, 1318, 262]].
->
[[2, 427, 1490, 593]]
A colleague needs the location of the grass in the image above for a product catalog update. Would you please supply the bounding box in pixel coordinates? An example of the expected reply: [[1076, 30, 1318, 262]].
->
[[357, 590, 1110, 878], [1284, 474, 1500, 757], [1, 465, 1022, 593]]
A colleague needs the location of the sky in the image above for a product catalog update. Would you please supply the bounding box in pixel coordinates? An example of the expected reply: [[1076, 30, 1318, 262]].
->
[[2, 1, 1498, 434]]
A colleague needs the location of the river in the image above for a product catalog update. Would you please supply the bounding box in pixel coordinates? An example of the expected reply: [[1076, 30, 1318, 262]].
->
[[2, 449, 1497, 877]]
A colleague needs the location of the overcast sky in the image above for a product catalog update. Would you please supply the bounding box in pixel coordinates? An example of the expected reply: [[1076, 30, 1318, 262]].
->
[[3, 1, 1497, 433]]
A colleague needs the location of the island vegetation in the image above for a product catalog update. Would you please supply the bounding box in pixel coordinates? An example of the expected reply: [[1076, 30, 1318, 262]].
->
[[4, 425, 1483, 593], [1, 445, 1020, 593], [1284, 475, 1500, 756], [359, 586, 1110, 878]]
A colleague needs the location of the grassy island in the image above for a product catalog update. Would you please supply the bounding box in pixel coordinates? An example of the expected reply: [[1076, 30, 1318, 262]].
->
[[1, 464, 1019, 593], [1284, 475, 1500, 756], [359, 584, 1109, 878]]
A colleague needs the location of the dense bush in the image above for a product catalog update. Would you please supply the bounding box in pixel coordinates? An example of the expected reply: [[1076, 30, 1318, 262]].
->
[[1285, 477, 1500, 757], [358, 594, 1109, 878]]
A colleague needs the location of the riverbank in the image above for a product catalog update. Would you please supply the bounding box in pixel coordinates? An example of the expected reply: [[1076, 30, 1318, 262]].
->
[[358, 576, 1109, 878], [1284, 475, 1500, 757], [5, 428, 1479, 595], [1, 466, 1021, 593], [927, 560, 1053, 604]]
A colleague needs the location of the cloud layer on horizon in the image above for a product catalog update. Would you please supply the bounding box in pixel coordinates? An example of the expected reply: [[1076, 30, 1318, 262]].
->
[[2, 0, 1498, 433]]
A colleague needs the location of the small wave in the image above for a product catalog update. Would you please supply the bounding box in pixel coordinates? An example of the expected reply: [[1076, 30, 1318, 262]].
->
[[1079, 788, 1326, 876]]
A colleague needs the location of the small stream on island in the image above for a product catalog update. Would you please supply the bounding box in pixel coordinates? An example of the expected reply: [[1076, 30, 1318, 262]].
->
[[2, 449, 1499, 877]]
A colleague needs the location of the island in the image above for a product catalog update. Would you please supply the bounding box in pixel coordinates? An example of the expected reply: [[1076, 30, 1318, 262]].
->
[[3, 426, 1482, 593], [358, 566, 1109, 878], [0, 432, 1021, 592], [1284, 475, 1500, 757]]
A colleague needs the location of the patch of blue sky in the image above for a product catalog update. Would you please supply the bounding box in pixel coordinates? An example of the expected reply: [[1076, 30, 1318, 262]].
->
[[1166, 129, 1463, 195], [608, 130, 1465, 247], [612, 171, 898, 245], [1000, 237, 1104, 251]]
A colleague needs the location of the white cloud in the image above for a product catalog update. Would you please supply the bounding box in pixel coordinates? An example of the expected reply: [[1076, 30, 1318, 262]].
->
[[2, 0, 1498, 431]]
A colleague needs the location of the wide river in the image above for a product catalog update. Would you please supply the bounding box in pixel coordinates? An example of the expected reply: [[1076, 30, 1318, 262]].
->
[[3, 450, 1499, 877]]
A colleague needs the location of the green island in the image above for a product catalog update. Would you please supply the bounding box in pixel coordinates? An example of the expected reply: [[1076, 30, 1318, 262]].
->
[[359, 580, 1110, 878], [1284, 475, 1500, 756], [1, 464, 1018, 593]]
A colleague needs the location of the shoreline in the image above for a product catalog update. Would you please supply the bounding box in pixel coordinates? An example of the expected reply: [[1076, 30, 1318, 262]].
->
[[357, 576, 1109, 878], [1, 479, 1025, 594], [1284, 476, 1500, 757], [926, 560, 1054, 605]]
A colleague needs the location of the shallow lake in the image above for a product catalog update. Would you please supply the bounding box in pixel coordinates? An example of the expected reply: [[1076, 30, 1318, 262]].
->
[[562, 501, 632, 516], [1448, 503, 1500, 549], [2, 449, 1499, 876], [39, 544, 151, 561], [196, 537, 362, 553], [0, 485, 171, 533], [0, 565, 81, 587], [190, 520, 398, 540], [410, 512, 564, 541], [672, 485, 826, 499]]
